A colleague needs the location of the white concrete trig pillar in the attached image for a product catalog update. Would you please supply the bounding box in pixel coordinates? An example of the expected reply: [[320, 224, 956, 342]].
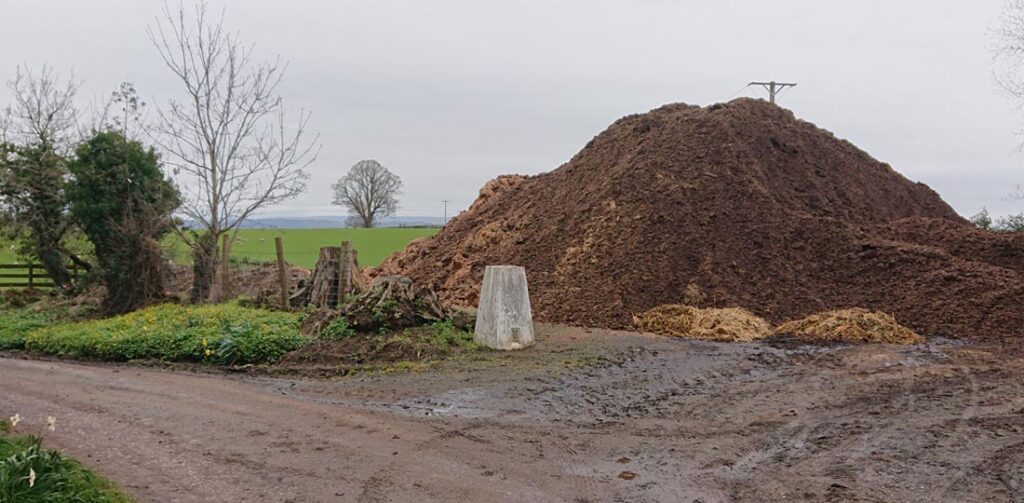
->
[[474, 265, 534, 350]]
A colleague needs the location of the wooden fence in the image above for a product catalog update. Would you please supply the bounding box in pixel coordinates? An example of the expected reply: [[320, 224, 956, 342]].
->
[[0, 263, 80, 289]]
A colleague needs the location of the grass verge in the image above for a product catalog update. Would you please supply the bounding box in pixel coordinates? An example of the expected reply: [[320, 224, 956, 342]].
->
[[18, 304, 305, 365]]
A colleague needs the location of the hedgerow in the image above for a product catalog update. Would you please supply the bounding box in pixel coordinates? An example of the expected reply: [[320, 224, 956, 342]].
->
[[23, 304, 305, 364]]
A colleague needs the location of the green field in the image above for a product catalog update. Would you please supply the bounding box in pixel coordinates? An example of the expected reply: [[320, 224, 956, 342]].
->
[[0, 247, 13, 264], [200, 227, 438, 268], [0, 227, 439, 281]]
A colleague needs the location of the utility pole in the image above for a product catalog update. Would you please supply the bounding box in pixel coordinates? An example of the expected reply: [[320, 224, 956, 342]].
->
[[442, 200, 450, 224], [748, 81, 797, 104]]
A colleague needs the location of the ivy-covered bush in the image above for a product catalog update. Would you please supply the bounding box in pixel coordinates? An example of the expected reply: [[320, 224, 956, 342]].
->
[[67, 131, 180, 314]]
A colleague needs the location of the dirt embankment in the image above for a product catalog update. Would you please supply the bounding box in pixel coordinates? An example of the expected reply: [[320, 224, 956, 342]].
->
[[378, 99, 1024, 341]]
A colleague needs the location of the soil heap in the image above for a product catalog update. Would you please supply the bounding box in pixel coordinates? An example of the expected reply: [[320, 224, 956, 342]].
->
[[377, 98, 1024, 340]]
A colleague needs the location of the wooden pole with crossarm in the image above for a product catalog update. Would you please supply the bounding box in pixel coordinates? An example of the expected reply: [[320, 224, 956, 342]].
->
[[749, 81, 797, 104]]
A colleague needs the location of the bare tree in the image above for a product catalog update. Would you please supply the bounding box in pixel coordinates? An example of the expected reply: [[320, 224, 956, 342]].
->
[[149, 2, 319, 302], [993, 1, 1024, 215], [0, 65, 84, 289], [0, 106, 11, 145], [332, 160, 402, 228], [6, 65, 80, 152], [996, 1, 1024, 97]]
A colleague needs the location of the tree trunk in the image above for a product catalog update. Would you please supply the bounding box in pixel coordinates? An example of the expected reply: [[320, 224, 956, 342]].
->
[[307, 246, 342, 308], [102, 239, 167, 315], [35, 245, 71, 292], [190, 233, 218, 303]]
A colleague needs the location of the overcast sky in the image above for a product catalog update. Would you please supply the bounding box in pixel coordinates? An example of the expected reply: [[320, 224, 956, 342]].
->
[[1, 0, 1022, 218]]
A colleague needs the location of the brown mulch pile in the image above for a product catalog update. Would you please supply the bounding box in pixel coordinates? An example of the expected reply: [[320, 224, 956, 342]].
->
[[633, 305, 772, 342], [775, 308, 923, 345], [375, 98, 1024, 340]]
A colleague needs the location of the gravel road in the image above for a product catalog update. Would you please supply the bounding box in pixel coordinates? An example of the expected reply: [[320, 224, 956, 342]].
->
[[2, 325, 1023, 502]]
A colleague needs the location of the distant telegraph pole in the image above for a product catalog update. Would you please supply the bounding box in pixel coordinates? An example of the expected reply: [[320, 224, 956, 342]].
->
[[442, 200, 450, 224], [749, 81, 797, 104]]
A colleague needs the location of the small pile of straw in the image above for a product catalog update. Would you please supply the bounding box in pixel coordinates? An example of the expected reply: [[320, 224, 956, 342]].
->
[[775, 308, 922, 344], [633, 305, 772, 342]]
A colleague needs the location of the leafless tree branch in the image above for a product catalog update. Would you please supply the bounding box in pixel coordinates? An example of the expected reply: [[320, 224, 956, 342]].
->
[[7, 64, 81, 153]]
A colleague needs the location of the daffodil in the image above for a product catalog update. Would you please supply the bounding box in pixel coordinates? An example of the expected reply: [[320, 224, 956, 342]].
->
[[47, 416, 56, 432], [9, 413, 20, 427], [28, 468, 36, 487]]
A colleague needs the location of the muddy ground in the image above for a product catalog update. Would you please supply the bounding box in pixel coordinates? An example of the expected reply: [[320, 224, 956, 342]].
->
[[2, 324, 1023, 502]]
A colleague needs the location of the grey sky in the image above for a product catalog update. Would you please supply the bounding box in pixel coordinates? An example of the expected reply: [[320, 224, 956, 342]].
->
[[2, 0, 1021, 218]]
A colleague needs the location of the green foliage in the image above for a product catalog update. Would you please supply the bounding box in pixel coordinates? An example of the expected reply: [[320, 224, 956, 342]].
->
[[0, 141, 76, 288], [0, 436, 130, 503], [67, 132, 178, 246], [320, 316, 356, 340], [24, 304, 305, 364], [970, 208, 1024, 233], [968, 210, 1024, 233], [970, 208, 993, 230], [0, 309, 55, 351], [370, 299, 400, 327], [67, 131, 180, 314], [995, 213, 1024, 233], [429, 319, 477, 350]]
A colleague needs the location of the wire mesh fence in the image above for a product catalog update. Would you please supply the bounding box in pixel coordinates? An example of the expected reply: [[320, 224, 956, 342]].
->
[[211, 235, 360, 311]]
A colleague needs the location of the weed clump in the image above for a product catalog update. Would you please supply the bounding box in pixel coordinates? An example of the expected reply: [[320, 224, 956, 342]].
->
[[320, 316, 355, 341]]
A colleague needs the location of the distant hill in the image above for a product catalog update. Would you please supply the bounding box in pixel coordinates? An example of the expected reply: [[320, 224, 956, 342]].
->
[[226, 216, 446, 229]]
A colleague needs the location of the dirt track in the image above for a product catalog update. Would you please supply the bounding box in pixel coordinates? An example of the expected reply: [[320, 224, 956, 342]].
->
[[2, 325, 1024, 502]]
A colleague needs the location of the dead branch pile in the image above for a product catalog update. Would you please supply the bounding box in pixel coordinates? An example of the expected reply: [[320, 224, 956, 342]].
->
[[345, 276, 449, 332]]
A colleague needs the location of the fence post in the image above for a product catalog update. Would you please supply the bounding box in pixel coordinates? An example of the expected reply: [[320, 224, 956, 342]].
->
[[275, 237, 289, 310], [221, 234, 233, 301], [338, 240, 353, 306]]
